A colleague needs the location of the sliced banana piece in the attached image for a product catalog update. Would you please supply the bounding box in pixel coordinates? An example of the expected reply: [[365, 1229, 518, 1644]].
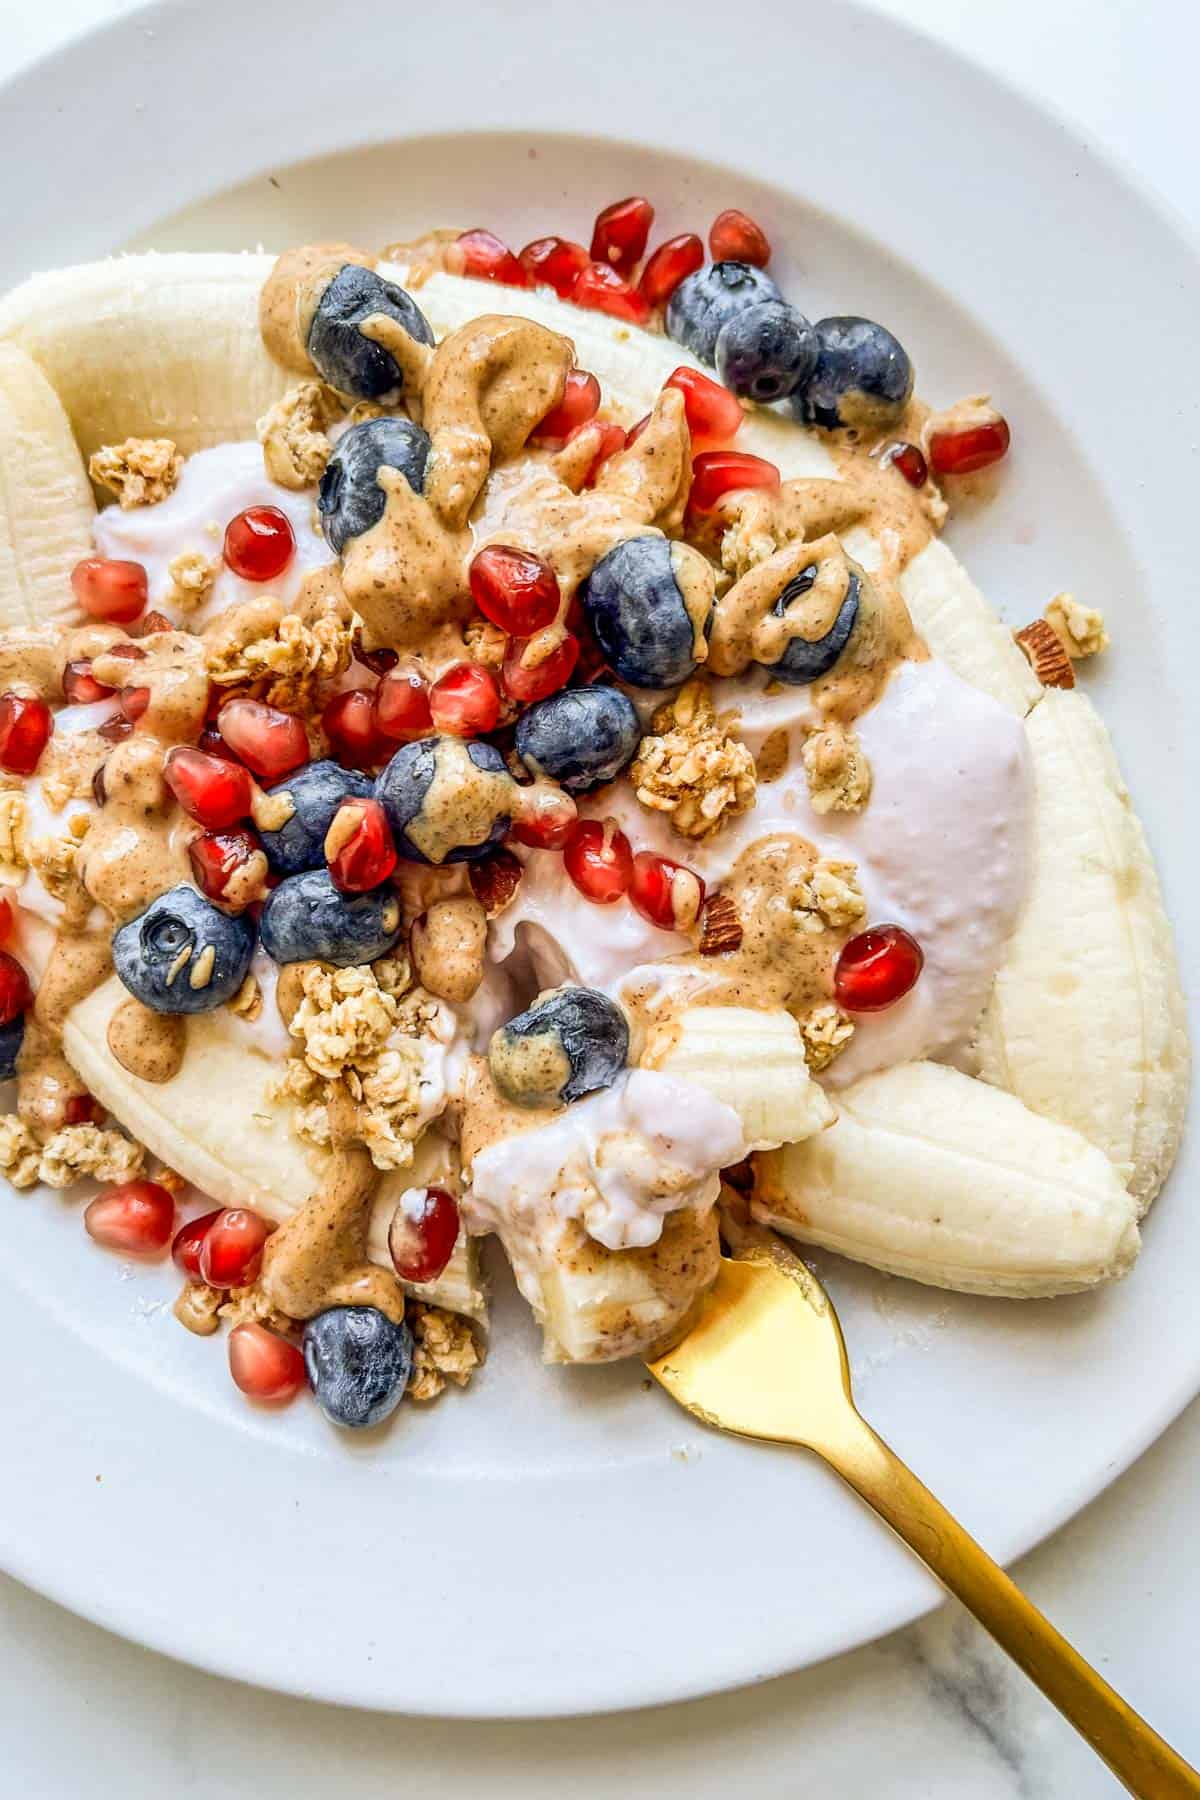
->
[[0, 253, 286, 460], [974, 688, 1188, 1213], [755, 1060, 1140, 1297], [646, 1005, 833, 1150], [0, 344, 94, 632], [531, 1210, 720, 1364], [62, 975, 485, 1321]]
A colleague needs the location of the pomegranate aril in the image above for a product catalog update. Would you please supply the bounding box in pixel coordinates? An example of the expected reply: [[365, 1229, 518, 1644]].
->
[[218, 697, 309, 782], [119, 684, 149, 723], [0, 895, 12, 945], [640, 233, 705, 308], [228, 1323, 306, 1405], [590, 196, 654, 274], [666, 365, 743, 446], [571, 262, 651, 325], [510, 785, 578, 850], [198, 724, 237, 760], [97, 714, 133, 744], [563, 818, 633, 904], [223, 506, 295, 582], [519, 235, 590, 298], [322, 687, 385, 769], [626, 414, 651, 448], [388, 1184, 461, 1284], [71, 557, 147, 623], [567, 421, 627, 486], [171, 1208, 222, 1279], [454, 228, 530, 287], [470, 544, 561, 637], [709, 208, 772, 267], [84, 1180, 175, 1258], [630, 850, 706, 931], [165, 745, 253, 827], [138, 608, 175, 637], [62, 659, 114, 705], [0, 951, 32, 1025], [199, 1206, 271, 1288], [188, 826, 263, 906], [501, 631, 580, 704], [468, 846, 524, 914], [530, 369, 602, 445], [929, 417, 1011, 476], [688, 449, 781, 514], [882, 440, 928, 488], [0, 692, 52, 775], [325, 796, 397, 892], [429, 662, 501, 737], [376, 666, 434, 741], [63, 1093, 102, 1127], [351, 628, 398, 676], [834, 924, 924, 1013]]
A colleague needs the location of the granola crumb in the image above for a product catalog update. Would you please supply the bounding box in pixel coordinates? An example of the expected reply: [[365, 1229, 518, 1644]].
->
[[35, 1123, 145, 1189], [228, 973, 264, 1022], [37, 730, 106, 812], [1044, 592, 1109, 660], [407, 1302, 482, 1401], [25, 826, 87, 904], [631, 678, 756, 840], [151, 1164, 187, 1193], [0, 1115, 41, 1187], [797, 858, 866, 932], [89, 437, 184, 508], [800, 723, 872, 815], [798, 1002, 855, 1072], [257, 380, 342, 488], [219, 1281, 296, 1338], [174, 1281, 223, 1336], [463, 615, 508, 671], [165, 550, 220, 615], [0, 789, 28, 886]]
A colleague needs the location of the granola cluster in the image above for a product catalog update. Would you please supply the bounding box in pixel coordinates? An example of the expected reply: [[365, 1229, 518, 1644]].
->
[[0, 1117, 145, 1190], [205, 596, 353, 709], [0, 789, 27, 886], [797, 1001, 855, 1072], [257, 380, 341, 488], [800, 723, 872, 815], [631, 679, 756, 840], [37, 731, 107, 812], [89, 436, 184, 508], [173, 1277, 296, 1340], [165, 550, 219, 615], [1044, 592, 1109, 661], [797, 858, 866, 933], [408, 1303, 483, 1401], [25, 817, 90, 905]]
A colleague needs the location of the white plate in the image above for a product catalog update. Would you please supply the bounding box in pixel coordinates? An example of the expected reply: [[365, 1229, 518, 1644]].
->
[[0, 0, 1196, 1720]]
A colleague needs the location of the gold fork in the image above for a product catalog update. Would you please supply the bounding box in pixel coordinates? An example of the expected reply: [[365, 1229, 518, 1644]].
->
[[646, 1230, 1200, 1798]]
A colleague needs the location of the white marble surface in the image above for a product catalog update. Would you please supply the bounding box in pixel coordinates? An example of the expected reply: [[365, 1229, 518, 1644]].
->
[[1, 1, 1197, 1793]]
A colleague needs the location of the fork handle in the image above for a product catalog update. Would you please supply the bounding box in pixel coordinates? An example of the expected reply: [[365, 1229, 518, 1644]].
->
[[822, 1409, 1199, 1798]]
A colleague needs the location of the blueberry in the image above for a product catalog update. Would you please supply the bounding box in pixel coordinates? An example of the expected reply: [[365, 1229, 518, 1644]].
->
[[259, 868, 402, 966], [112, 884, 256, 1014], [791, 316, 914, 430], [317, 417, 432, 556], [768, 565, 861, 685], [489, 986, 629, 1109], [715, 299, 818, 404], [0, 1014, 23, 1080], [257, 760, 372, 875], [303, 1306, 413, 1430], [582, 535, 713, 689], [375, 735, 513, 865], [665, 261, 781, 364], [514, 686, 641, 793], [307, 264, 434, 400]]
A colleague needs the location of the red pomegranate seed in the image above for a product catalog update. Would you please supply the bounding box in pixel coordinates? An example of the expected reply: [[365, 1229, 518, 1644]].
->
[[834, 924, 924, 1012], [164, 745, 253, 827], [325, 796, 397, 892], [928, 417, 1012, 476], [188, 826, 263, 906], [84, 1180, 175, 1258], [688, 449, 781, 514], [0, 951, 32, 1025], [563, 818, 633, 904], [709, 208, 772, 267], [626, 414, 651, 448], [63, 1093, 102, 1127], [590, 196, 654, 274], [199, 1207, 271, 1288], [468, 846, 524, 914], [470, 545, 560, 636], [352, 629, 398, 676], [197, 724, 237, 760], [62, 659, 114, 705], [321, 687, 385, 769], [71, 557, 147, 623], [0, 895, 12, 945], [883, 441, 928, 488], [171, 1208, 222, 1279], [0, 692, 52, 774], [223, 506, 295, 582], [376, 666, 434, 741], [429, 662, 501, 736], [119, 684, 150, 723], [510, 785, 578, 850], [518, 235, 590, 298], [228, 1323, 306, 1405], [218, 697, 308, 782], [666, 366, 744, 447], [571, 262, 651, 325], [388, 1185, 461, 1284], [501, 632, 580, 703], [530, 369, 602, 445], [455, 228, 530, 287], [567, 421, 628, 486], [639, 233, 705, 307], [629, 850, 706, 931], [97, 714, 133, 744], [138, 608, 175, 637]]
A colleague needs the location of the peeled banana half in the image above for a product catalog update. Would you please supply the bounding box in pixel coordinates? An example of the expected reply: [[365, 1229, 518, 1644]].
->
[[0, 250, 1187, 1321]]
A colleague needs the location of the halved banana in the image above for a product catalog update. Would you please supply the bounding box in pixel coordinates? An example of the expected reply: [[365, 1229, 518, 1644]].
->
[[0, 344, 94, 632], [755, 1060, 1140, 1297], [645, 1005, 832, 1150]]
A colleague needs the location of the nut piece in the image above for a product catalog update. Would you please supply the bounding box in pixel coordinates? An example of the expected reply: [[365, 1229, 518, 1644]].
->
[[798, 1002, 855, 1073], [798, 858, 866, 933], [257, 380, 342, 488], [1014, 619, 1075, 690], [631, 679, 756, 840], [165, 550, 220, 615], [410, 896, 487, 1002], [89, 437, 184, 508], [1043, 592, 1109, 661], [801, 724, 872, 814], [0, 790, 28, 886], [698, 892, 744, 956], [174, 1280, 223, 1336]]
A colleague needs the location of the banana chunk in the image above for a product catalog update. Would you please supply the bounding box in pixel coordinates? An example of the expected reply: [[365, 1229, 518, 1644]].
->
[[530, 1210, 720, 1364], [0, 344, 95, 631], [975, 689, 1188, 1213], [648, 1005, 833, 1150], [754, 1060, 1139, 1298]]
